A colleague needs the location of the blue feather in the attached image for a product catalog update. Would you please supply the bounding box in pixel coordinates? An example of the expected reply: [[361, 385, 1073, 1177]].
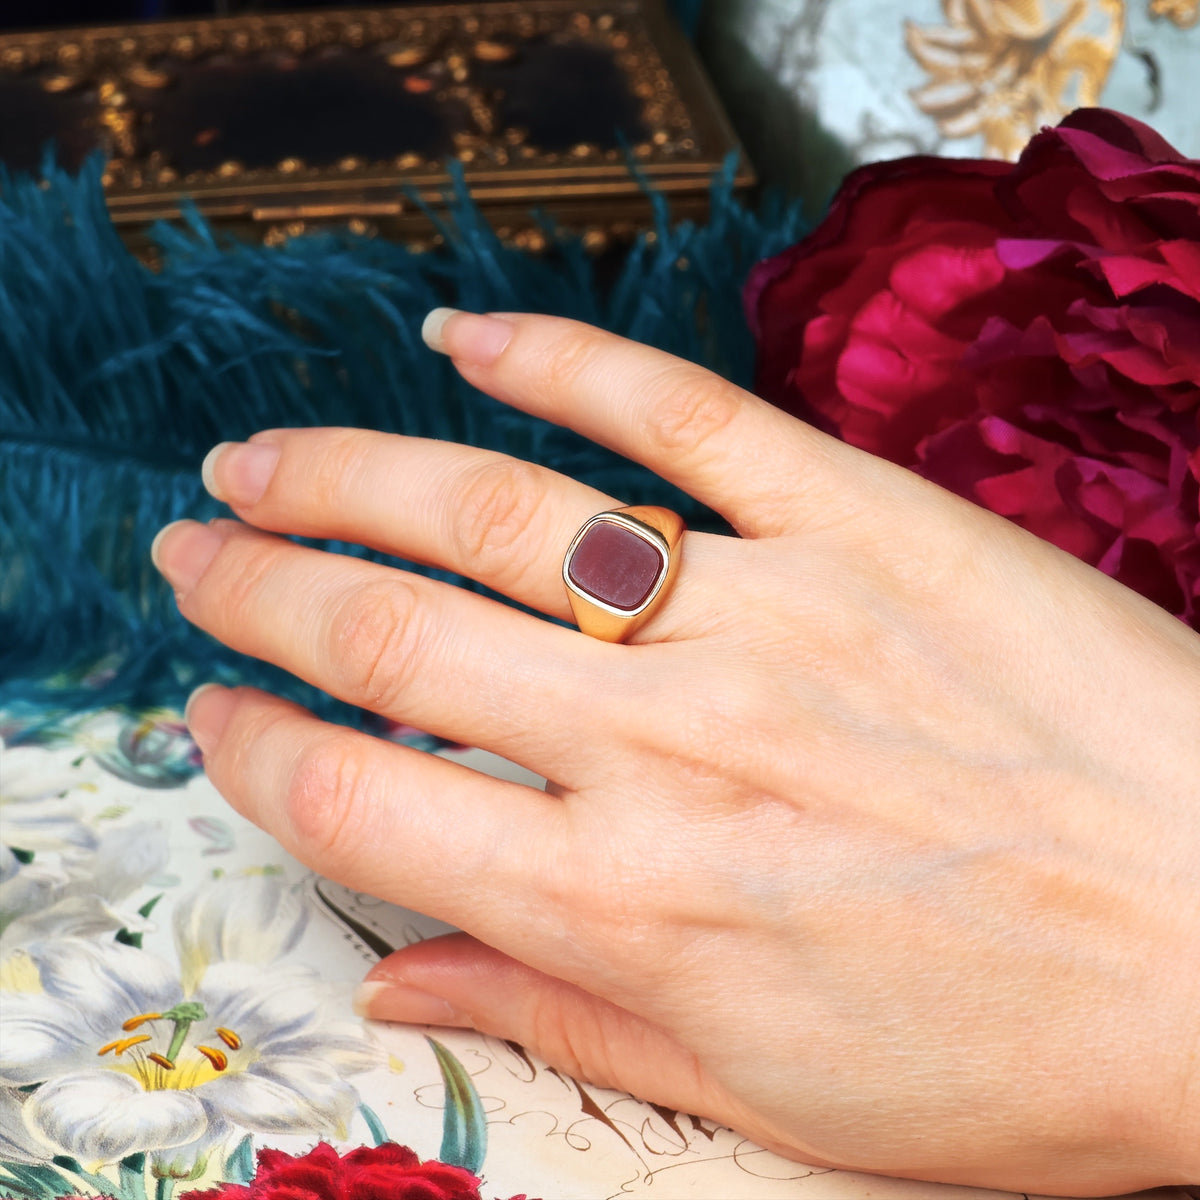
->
[[0, 155, 806, 722]]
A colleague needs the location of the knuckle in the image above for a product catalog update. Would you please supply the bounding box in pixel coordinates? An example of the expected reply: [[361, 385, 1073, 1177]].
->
[[657, 671, 759, 762], [326, 579, 423, 712], [528, 998, 619, 1089], [282, 736, 372, 867], [532, 327, 608, 401], [453, 458, 548, 587], [639, 368, 744, 461], [552, 849, 672, 968], [208, 686, 278, 786], [186, 534, 273, 618], [302, 429, 372, 506]]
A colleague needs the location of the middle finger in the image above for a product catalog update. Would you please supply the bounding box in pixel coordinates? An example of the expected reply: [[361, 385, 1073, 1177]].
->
[[152, 517, 623, 783]]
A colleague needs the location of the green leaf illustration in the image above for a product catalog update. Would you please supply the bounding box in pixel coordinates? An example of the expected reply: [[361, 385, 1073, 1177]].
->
[[118, 1153, 148, 1200], [52, 1155, 121, 1196], [0, 1161, 79, 1199], [0, 1171, 40, 1199], [0, 1166, 44, 1198], [426, 1036, 487, 1174], [112, 897, 164, 950], [358, 1103, 390, 1148], [223, 1135, 256, 1185]]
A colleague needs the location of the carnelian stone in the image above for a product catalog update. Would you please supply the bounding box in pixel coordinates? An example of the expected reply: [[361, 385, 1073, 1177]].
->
[[567, 520, 664, 611]]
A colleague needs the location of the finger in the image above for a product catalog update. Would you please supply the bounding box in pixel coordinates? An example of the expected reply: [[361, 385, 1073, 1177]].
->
[[355, 932, 800, 1159], [202, 427, 617, 622], [154, 517, 621, 780], [186, 685, 569, 944], [424, 309, 887, 538]]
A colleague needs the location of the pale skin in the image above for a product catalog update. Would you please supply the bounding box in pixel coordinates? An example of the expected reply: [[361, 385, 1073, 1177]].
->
[[151, 311, 1200, 1197]]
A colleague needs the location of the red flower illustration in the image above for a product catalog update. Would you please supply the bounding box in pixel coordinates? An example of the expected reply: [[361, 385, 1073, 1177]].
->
[[181, 1141, 531, 1200]]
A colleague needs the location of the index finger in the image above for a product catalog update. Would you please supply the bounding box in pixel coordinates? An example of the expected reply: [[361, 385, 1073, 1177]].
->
[[423, 309, 881, 539]]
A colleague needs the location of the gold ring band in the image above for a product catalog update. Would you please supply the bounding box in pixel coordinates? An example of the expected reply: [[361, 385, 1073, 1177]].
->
[[562, 506, 685, 642]]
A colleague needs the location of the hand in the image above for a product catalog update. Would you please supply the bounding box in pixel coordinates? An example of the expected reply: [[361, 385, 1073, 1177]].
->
[[152, 312, 1200, 1196]]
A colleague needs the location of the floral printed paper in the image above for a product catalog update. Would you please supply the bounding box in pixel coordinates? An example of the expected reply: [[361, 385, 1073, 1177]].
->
[[0, 706, 1191, 1200]]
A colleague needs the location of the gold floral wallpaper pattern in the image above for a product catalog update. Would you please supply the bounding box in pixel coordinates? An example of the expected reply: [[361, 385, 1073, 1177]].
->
[[1149, 0, 1198, 28], [906, 0, 1124, 159], [700, 0, 1199, 204]]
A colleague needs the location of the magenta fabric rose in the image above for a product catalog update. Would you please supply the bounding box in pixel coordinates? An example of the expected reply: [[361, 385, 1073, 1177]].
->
[[746, 108, 1200, 629]]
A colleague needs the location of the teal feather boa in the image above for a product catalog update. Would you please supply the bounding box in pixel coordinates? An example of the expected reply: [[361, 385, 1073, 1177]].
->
[[0, 156, 805, 723]]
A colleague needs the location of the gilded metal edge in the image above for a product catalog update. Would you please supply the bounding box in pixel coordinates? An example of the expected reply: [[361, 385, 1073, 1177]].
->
[[0, 0, 754, 231]]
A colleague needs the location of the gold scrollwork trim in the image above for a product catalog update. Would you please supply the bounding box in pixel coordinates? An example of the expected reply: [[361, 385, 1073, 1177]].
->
[[0, 0, 720, 206]]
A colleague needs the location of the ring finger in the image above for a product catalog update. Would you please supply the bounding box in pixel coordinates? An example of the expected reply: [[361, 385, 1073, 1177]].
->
[[151, 517, 629, 783]]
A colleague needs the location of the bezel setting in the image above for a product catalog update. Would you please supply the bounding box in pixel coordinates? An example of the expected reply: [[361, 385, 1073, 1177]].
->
[[562, 511, 671, 618]]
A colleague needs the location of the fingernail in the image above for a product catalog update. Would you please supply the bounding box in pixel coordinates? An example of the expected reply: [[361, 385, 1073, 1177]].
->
[[150, 520, 224, 594], [185, 683, 234, 756], [421, 308, 514, 365], [420, 307, 457, 352], [352, 981, 466, 1027], [202, 441, 280, 507]]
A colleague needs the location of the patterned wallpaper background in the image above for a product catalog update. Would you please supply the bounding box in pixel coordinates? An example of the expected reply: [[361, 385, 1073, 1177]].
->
[[700, 0, 1200, 208]]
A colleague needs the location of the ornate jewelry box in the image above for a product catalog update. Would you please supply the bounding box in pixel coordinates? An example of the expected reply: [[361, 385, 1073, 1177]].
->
[[0, 1, 752, 248]]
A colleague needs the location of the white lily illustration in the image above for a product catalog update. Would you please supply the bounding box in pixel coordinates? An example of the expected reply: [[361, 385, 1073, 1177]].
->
[[0, 1086, 49, 1165], [2, 733, 173, 974], [1, 824, 170, 954], [1, 744, 99, 852], [0, 874, 380, 1178]]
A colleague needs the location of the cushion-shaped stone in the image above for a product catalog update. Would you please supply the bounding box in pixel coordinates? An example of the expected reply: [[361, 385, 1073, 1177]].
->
[[567, 519, 664, 611]]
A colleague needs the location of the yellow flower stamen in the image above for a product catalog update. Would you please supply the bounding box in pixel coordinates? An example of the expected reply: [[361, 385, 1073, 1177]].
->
[[100, 1005, 247, 1090], [98, 1034, 153, 1056], [122, 1012, 163, 1031], [197, 1045, 228, 1071]]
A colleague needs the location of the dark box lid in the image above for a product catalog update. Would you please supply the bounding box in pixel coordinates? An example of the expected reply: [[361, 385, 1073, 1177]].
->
[[0, 1, 753, 247]]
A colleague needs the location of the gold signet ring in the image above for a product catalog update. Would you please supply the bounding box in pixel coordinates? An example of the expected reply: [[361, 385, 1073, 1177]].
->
[[562, 506, 685, 642]]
